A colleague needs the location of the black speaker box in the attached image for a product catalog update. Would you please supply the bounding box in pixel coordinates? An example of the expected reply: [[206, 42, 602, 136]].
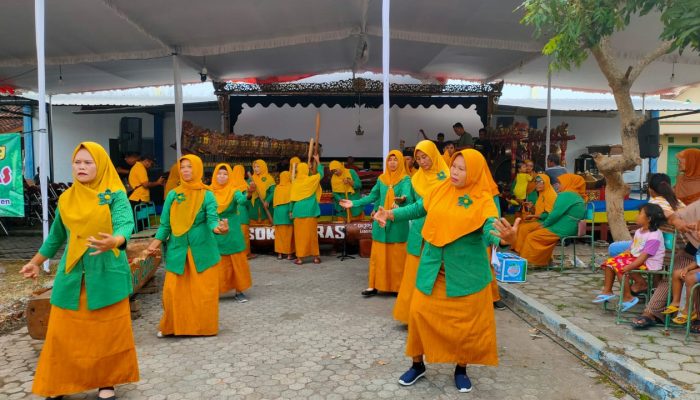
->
[[638, 119, 659, 159]]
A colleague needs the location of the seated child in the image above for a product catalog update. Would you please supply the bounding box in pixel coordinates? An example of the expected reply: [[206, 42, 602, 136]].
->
[[662, 253, 700, 324], [593, 203, 666, 312], [509, 162, 532, 206]]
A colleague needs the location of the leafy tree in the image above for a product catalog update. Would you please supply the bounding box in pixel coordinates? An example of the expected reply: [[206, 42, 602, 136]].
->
[[520, 0, 700, 241]]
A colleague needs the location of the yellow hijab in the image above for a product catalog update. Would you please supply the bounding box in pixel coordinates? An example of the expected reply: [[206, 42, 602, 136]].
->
[[170, 154, 208, 236], [557, 173, 587, 201], [210, 163, 235, 214], [290, 163, 322, 202], [58, 142, 124, 272], [164, 162, 180, 194], [289, 156, 301, 180], [421, 149, 499, 247], [534, 173, 557, 215], [329, 160, 355, 194], [411, 140, 450, 198], [231, 165, 248, 193], [251, 159, 274, 205], [378, 150, 408, 208], [273, 171, 293, 206]]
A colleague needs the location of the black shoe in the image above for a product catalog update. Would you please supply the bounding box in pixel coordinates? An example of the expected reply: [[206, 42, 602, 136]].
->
[[46, 397, 64, 400], [493, 300, 507, 310], [361, 288, 378, 297]]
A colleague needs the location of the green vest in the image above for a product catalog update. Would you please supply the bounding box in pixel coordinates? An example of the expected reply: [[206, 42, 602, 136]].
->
[[542, 192, 586, 238], [215, 191, 247, 255], [155, 190, 221, 274], [353, 176, 414, 243], [273, 202, 292, 225], [39, 190, 135, 311]]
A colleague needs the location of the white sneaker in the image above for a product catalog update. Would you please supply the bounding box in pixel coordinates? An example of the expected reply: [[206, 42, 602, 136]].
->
[[156, 331, 163, 338]]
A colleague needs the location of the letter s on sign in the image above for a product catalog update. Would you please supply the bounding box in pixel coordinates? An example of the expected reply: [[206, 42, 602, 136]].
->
[[0, 145, 5, 160]]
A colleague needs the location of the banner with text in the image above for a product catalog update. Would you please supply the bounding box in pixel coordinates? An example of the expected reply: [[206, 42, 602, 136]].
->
[[0, 133, 24, 217]]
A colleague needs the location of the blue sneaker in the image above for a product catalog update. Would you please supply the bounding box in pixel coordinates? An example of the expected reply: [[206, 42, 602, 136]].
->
[[455, 373, 473, 393], [398, 365, 426, 386]]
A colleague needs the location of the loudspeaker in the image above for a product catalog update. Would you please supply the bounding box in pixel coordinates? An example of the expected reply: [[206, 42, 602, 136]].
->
[[119, 117, 142, 154], [638, 119, 659, 158]]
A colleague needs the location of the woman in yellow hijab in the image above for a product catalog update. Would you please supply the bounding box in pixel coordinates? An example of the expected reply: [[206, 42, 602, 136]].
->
[[340, 150, 414, 295], [512, 173, 557, 254], [392, 140, 450, 322], [230, 164, 255, 258], [273, 171, 295, 260], [373, 149, 518, 392], [20, 142, 139, 399], [289, 154, 324, 265], [249, 159, 275, 223], [143, 154, 229, 337], [329, 160, 363, 221], [519, 173, 587, 267], [210, 163, 253, 302]]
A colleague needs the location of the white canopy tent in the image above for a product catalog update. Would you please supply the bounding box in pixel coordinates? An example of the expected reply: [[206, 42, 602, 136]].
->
[[3, 0, 700, 249]]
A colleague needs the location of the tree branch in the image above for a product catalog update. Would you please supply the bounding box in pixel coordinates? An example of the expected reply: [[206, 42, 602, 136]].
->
[[628, 41, 674, 83], [591, 36, 623, 83]]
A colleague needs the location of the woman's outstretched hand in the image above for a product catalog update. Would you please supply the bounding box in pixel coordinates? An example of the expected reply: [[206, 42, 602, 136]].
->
[[214, 218, 229, 235], [491, 217, 520, 246], [339, 199, 353, 209], [87, 232, 123, 255], [20, 263, 41, 280], [373, 206, 393, 228]]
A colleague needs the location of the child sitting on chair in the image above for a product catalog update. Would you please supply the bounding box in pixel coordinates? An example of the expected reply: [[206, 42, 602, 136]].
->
[[593, 203, 666, 312], [509, 162, 531, 207], [662, 255, 700, 325]]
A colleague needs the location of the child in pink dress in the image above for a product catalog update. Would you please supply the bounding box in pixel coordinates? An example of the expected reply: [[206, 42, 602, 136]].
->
[[593, 203, 666, 312]]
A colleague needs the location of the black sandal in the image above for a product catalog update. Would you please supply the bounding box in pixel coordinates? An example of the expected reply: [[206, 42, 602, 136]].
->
[[690, 321, 700, 334], [631, 315, 660, 329]]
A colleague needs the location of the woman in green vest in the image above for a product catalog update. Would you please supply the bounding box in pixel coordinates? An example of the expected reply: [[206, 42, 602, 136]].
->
[[290, 154, 324, 265], [248, 159, 275, 224], [374, 149, 518, 393], [143, 154, 229, 337], [231, 165, 255, 259], [210, 163, 253, 303], [340, 150, 414, 295], [20, 142, 139, 400], [392, 140, 450, 322], [329, 160, 363, 221], [273, 171, 295, 260]]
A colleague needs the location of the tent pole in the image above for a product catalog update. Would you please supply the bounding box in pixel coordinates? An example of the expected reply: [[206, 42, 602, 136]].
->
[[34, 0, 50, 271], [545, 67, 552, 165], [381, 0, 390, 162], [173, 54, 183, 160]]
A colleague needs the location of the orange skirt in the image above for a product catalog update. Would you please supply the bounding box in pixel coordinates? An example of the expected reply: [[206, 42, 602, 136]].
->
[[241, 224, 251, 255], [294, 217, 319, 258], [519, 227, 560, 267], [219, 251, 252, 293], [274, 224, 294, 254], [160, 251, 219, 336], [33, 286, 139, 397], [368, 241, 407, 292], [393, 253, 420, 324], [512, 220, 542, 252], [406, 271, 498, 365]]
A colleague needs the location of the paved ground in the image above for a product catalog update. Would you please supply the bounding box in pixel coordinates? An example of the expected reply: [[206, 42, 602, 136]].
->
[[516, 248, 700, 395], [0, 251, 627, 400]]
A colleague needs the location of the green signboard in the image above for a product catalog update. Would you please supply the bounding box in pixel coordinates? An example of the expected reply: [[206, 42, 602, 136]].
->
[[0, 133, 25, 217]]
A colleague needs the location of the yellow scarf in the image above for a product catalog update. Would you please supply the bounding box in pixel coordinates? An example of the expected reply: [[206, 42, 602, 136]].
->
[[421, 149, 499, 247], [557, 173, 587, 201], [273, 171, 293, 206], [290, 163, 322, 202], [231, 165, 248, 193], [329, 160, 355, 195], [171, 154, 208, 236], [209, 163, 235, 214], [289, 156, 301, 180], [411, 140, 450, 198], [534, 173, 557, 215], [58, 142, 124, 273], [251, 159, 274, 205], [378, 150, 408, 208], [164, 162, 180, 195]]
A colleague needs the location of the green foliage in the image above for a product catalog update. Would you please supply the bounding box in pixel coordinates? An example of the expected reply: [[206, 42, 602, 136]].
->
[[519, 0, 700, 71]]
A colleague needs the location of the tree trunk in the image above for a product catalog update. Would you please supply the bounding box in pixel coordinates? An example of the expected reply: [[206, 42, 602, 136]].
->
[[601, 169, 631, 241]]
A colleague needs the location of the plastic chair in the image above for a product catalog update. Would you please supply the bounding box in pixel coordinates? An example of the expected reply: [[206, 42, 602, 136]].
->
[[685, 282, 700, 343], [615, 230, 677, 330], [554, 202, 595, 272], [133, 202, 156, 233]]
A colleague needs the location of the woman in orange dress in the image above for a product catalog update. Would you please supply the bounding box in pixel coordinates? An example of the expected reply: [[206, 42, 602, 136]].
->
[[374, 150, 518, 392], [143, 155, 229, 337], [512, 173, 557, 253], [20, 142, 139, 400]]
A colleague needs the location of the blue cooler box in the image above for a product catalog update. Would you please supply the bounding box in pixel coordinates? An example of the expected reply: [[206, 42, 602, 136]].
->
[[493, 252, 527, 283]]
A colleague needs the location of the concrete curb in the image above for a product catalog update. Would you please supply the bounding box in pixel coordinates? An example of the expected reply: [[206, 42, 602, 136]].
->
[[499, 284, 695, 400]]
